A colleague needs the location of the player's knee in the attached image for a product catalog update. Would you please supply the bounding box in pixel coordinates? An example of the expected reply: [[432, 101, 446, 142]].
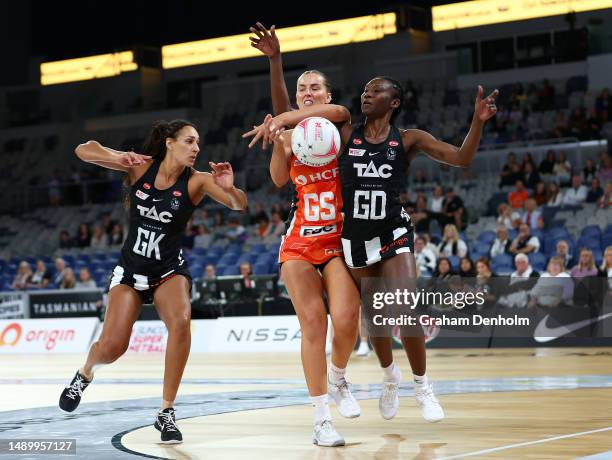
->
[[166, 312, 191, 337], [98, 338, 128, 363], [299, 310, 327, 343]]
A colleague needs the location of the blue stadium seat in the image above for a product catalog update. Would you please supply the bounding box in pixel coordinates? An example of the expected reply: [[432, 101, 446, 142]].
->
[[221, 266, 240, 276], [576, 237, 601, 252], [528, 252, 547, 269], [253, 262, 271, 275], [580, 225, 602, 240], [218, 253, 240, 265], [603, 234, 612, 250], [447, 256, 460, 272], [477, 231, 496, 245], [492, 254, 513, 268], [190, 265, 204, 278], [546, 227, 569, 240]]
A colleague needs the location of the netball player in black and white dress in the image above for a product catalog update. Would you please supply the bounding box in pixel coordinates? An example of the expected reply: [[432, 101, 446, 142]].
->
[[59, 120, 247, 444]]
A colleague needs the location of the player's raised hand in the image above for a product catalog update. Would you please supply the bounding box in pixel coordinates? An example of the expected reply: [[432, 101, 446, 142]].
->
[[118, 151, 152, 168], [249, 22, 280, 58], [209, 162, 234, 191], [475, 85, 499, 122], [242, 114, 274, 149]]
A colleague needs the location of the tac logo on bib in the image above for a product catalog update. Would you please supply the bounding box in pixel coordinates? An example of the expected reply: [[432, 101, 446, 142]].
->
[[170, 198, 180, 211]]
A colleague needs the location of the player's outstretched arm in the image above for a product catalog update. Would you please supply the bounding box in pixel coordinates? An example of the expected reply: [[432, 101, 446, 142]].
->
[[250, 22, 292, 115], [269, 132, 292, 188], [192, 162, 247, 211], [404, 86, 498, 167], [75, 140, 152, 181]]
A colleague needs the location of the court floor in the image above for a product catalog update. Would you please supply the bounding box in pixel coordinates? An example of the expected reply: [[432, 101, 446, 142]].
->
[[1, 348, 612, 459]]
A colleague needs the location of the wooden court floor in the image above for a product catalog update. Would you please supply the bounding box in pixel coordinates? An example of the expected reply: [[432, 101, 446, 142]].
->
[[1, 348, 612, 459]]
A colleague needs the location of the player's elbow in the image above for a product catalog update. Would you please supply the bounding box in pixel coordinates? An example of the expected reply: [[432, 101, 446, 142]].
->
[[74, 140, 97, 159]]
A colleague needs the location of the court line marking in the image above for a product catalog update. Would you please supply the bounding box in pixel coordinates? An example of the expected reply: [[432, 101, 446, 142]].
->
[[438, 426, 612, 459], [575, 450, 612, 460]]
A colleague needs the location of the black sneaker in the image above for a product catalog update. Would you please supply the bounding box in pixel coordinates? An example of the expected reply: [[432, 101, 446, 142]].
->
[[59, 370, 91, 412], [154, 408, 183, 444]]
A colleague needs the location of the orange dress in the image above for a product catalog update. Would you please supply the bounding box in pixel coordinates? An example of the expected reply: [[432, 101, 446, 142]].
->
[[278, 157, 344, 265]]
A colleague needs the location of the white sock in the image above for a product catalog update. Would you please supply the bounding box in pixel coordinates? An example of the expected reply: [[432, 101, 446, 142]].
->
[[382, 362, 402, 383], [328, 363, 346, 385], [311, 394, 332, 423], [413, 373, 428, 387]]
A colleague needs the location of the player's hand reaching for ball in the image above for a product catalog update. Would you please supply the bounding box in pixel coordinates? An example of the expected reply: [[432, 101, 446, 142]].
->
[[474, 85, 499, 122], [210, 162, 235, 191], [242, 114, 286, 149], [119, 151, 152, 168], [249, 22, 280, 58]]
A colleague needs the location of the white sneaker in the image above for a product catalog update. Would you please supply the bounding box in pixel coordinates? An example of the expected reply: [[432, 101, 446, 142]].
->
[[415, 383, 445, 422], [312, 419, 345, 447], [356, 341, 370, 357], [328, 379, 360, 418], [379, 381, 400, 420]]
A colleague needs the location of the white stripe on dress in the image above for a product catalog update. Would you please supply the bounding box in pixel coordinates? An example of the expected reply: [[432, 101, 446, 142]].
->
[[341, 238, 354, 267], [109, 265, 124, 291]]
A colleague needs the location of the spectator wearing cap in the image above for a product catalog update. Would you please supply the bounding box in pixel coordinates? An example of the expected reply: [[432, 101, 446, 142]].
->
[[508, 180, 529, 209], [521, 199, 544, 230], [508, 223, 540, 255], [442, 187, 466, 230], [562, 175, 587, 206]]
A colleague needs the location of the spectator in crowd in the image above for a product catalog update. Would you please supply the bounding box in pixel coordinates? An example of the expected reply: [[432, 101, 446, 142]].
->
[[193, 208, 213, 228], [522, 198, 544, 230], [459, 257, 476, 278], [498, 253, 540, 308], [528, 256, 573, 308], [52, 258, 69, 286], [601, 246, 612, 292], [595, 88, 611, 122], [562, 175, 588, 206], [205, 264, 216, 279], [414, 236, 437, 274], [76, 268, 97, 289], [422, 232, 440, 257], [411, 195, 430, 233], [490, 225, 512, 258], [226, 217, 247, 242], [568, 108, 587, 139], [497, 202, 520, 229], [509, 223, 540, 255], [194, 225, 212, 249], [598, 154, 612, 183], [60, 268, 76, 290], [499, 152, 521, 187], [59, 230, 72, 249], [554, 240, 574, 269], [553, 110, 568, 138], [533, 182, 548, 206], [264, 211, 286, 237], [30, 260, 50, 288], [583, 159, 598, 182], [257, 215, 270, 238], [239, 262, 255, 290], [547, 182, 563, 206], [539, 150, 556, 176], [109, 223, 124, 246], [442, 187, 466, 230], [474, 258, 498, 306], [427, 185, 445, 229], [599, 181, 612, 209], [522, 162, 540, 190], [508, 180, 529, 209], [101, 214, 115, 235], [213, 210, 225, 229], [181, 225, 195, 249], [586, 178, 604, 203], [413, 168, 428, 185], [553, 151, 572, 186], [438, 224, 468, 258], [75, 223, 91, 248], [90, 224, 108, 249], [571, 248, 599, 278], [521, 152, 535, 171], [585, 107, 602, 140], [538, 79, 555, 111], [430, 257, 453, 290], [11, 261, 32, 290]]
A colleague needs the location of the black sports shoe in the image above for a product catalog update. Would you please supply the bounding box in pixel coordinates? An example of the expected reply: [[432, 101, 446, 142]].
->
[[59, 370, 91, 412], [154, 408, 183, 444]]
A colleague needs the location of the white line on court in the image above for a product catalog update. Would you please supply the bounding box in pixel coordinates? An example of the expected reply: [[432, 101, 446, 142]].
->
[[438, 426, 612, 459]]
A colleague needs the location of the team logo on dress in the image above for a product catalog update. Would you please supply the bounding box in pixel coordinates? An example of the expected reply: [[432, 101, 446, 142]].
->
[[349, 148, 366, 157], [324, 248, 343, 255], [389, 140, 399, 147], [300, 225, 337, 237], [172, 190, 182, 197], [143, 183, 151, 190], [135, 190, 149, 200], [170, 197, 180, 210], [386, 148, 397, 161], [353, 138, 362, 145]]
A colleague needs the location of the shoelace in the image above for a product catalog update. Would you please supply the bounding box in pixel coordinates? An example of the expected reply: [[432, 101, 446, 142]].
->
[[159, 411, 178, 432], [333, 379, 353, 398], [66, 375, 87, 400], [318, 419, 335, 435], [381, 382, 399, 405], [416, 384, 439, 403]]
